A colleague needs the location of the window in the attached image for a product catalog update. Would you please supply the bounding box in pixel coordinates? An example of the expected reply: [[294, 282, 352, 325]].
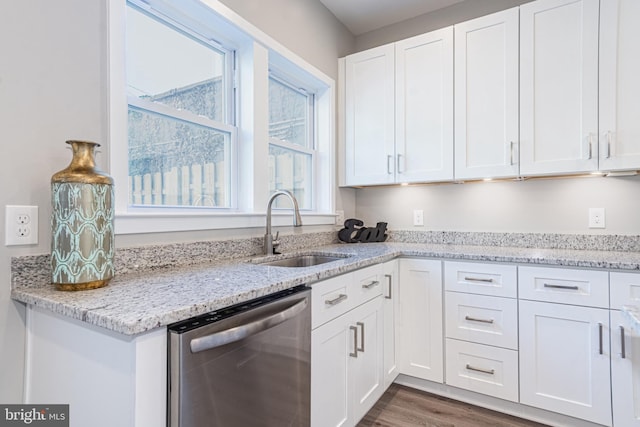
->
[[268, 76, 315, 210], [125, 3, 235, 208]]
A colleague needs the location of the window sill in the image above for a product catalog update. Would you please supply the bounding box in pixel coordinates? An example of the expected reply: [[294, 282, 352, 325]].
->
[[114, 211, 337, 235]]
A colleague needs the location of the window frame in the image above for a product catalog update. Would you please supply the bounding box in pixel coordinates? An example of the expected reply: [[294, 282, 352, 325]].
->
[[108, 0, 336, 234]]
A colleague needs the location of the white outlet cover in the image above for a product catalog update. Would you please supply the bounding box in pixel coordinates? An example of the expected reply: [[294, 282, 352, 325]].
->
[[5, 205, 39, 245], [588, 207, 605, 229]]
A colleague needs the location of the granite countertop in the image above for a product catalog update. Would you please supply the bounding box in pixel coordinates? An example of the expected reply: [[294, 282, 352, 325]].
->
[[11, 239, 640, 336]]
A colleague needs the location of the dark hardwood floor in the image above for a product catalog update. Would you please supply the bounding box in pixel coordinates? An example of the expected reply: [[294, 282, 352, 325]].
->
[[357, 384, 549, 427]]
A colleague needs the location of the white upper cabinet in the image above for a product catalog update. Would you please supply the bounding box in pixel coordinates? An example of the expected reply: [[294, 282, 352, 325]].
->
[[519, 0, 599, 176], [395, 28, 454, 183], [344, 44, 395, 186], [454, 8, 519, 180], [343, 28, 453, 186], [599, 0, 640, 172]]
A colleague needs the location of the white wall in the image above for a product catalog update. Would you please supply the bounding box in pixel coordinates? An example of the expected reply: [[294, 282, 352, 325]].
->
[[0, 0, 108, 402], [355, 175, 640, 235]]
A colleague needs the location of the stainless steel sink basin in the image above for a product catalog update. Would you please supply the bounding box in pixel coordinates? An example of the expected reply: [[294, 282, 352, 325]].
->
[[252, 253, 348, 267]]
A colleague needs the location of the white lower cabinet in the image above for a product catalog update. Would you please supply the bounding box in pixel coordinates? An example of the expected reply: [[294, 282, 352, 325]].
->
[[518, 266, 612, 426], [311, 267, 385, 427], [397, 258, 444, 382], [382, 260, 399, 388]]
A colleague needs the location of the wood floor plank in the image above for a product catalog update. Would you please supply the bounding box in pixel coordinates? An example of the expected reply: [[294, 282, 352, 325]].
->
[[357, 384, 549, 427]]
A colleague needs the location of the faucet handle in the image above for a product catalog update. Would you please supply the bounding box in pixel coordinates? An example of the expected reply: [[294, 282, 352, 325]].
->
[[272, 231, 281, 254]]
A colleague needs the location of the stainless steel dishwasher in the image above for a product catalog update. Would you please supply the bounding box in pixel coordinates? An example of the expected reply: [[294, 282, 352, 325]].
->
[[168, 285, 311, 427]]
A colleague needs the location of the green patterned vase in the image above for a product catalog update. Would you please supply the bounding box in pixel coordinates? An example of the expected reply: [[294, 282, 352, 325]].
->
[[51, 140, 114, 291]]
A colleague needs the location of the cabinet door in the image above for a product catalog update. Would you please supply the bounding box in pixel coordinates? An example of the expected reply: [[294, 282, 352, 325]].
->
[[382, 260, 399, 388], [311, 313, 351, 427], [350, 297, 384, 424], [520, 0, 599, 176], [599, 0, 640, 172], [454, 8, 519, 180], [396, 27, 453, 183], [519, 300, 612, 426], [398, 259, 443, 382], [344, 44, 395, 186], [611, 309, 640, 427]]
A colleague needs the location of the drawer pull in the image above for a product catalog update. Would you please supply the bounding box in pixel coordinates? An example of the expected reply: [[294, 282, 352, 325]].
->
[[325, 294, 347, 306], [357, 321, 365, 352], [362, 280, 380, 289], [543, 283, 579, 291], [464, 315, 494, 324], [464, 277, 494, 283], [598, 323, 604, 355], [465, 364, 495, 375], [384, 274, 392, 299], [621, 325, 626, 359]]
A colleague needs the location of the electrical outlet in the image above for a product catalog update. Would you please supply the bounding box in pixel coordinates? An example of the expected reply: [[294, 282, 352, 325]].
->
[[5, 205, 38, 245], [413, 209, 424, 226], [588, 207, 605, 229]]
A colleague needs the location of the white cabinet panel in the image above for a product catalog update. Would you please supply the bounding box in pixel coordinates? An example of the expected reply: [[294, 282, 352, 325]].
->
[[352, 263, 383, 307], [519, 0, 599, 175], [611, 310, 640, 427], [396, 28, 453, 183], [344, 44, 395, 186], [611, 272, 640, 310], [398, 258, 443, 382], [311, 273, 353, 329], [382, 260, 399, 388], [444, 261, 517, 298], [519, 300, 612, 426], [454, 8, 519, 180], [600, 0, 640, 172], [445, 338, 519, 402]]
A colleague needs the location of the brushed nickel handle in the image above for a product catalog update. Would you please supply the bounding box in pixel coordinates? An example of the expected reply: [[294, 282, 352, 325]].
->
[[349, 325, 358, 358], [464, 276, 494, 283], [362, 280, 380, 289], [357, 321, 365, 352], [465, 315, 494, 324], [325, 294, 347, 306], [465, 364, 494, 375], [585, 134, 593, 159], [606, 131, 612, 159], [598, 322, 603, 355], [384, 274, 392, 299], [387, 155, 393, 175], [621, 325, 626, 359], [397, 154, 404, 174], [543, 283, 579, 290]]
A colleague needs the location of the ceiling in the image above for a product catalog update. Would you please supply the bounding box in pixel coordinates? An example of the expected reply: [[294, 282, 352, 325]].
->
[[319, 0, 465, 35]]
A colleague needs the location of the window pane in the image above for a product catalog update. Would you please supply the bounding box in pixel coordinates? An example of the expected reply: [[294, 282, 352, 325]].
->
[[269, 78, 309, 148], [126, 6, 226, 122], [128, 107, 230, 207], [269, 144, 312, 209]]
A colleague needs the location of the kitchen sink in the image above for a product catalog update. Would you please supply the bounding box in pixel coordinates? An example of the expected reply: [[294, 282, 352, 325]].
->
[[252, 253, 349, 268]]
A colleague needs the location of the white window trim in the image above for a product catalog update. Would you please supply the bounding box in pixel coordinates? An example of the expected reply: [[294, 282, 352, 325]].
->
[[108, 0, 336, 234]]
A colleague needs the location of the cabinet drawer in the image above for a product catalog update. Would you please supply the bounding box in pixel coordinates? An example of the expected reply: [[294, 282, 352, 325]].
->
[[352, 264, 384, 307], [518, 266, 609, 308], [445, 292, 518, 349], [611, 272, 640, 310], [312, 273, 353, 329], [444, 261, 517, 298], [445, 338, 518, 402]]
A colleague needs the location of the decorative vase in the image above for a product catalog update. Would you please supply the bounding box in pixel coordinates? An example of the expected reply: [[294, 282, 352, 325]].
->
[[51, 140, 114, 291]]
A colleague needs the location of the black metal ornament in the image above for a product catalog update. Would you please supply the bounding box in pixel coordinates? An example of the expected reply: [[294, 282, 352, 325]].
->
[[338, 218, 388, 243]]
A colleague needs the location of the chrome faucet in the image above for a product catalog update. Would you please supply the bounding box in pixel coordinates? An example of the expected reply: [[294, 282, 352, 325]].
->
[[264, 190, 302, 255]]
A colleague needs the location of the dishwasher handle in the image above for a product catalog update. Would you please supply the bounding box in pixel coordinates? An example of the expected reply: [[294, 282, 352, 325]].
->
[[189, 297, 308, 353]]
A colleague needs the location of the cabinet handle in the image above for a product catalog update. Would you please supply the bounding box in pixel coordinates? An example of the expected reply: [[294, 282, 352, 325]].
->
[[362, 280, 379, 289], [464, 315, 494, 324], [465, 364, 494, 375], [543, 283, 579, 291], [357, 321, 365, 352], [397, 154, 404, 174], [349, 325, 358, 358], [508, 141, 519, 166], [325, 294, 347, 306], [387, 155, 393, 175], [464, 276, 494, 283], [621, 325, 626, 359], [605, 131, 612, 159], [585, 133, 594, 160], [384, 274, 392, 299], [598, 323, 603, 355]]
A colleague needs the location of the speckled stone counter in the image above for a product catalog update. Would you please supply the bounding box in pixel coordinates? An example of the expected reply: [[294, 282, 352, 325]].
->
[[11, 231, 640, 336]]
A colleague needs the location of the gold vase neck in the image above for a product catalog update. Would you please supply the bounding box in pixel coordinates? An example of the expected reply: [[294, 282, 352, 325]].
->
[[51, 140, 113, 185]]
